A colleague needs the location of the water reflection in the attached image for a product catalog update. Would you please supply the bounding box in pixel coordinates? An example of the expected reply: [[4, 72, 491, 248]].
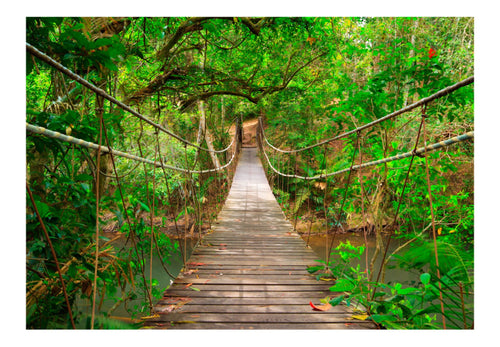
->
[[302, 231, 418, 285], [75, 232, 197, 327]]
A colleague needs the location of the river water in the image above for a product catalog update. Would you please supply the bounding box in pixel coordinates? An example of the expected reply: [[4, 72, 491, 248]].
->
[[75, 233, 197, 328], [77, 227, 466, 328], [302, 231, 417, 285], [304, 231, 474, 328]]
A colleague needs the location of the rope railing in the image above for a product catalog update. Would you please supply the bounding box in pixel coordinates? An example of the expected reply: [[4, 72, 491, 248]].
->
[[26, 39, 473, 328], [26, 122, 240, 174], [260, 76, 474, 154], [26, 43, 242, 328], [259, 129, 474, 180], [256, 77, 474, 329], [26, 42, 234, 154]]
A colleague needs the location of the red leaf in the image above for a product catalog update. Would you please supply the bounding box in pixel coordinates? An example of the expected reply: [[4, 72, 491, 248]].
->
[[186, 262, 206, 267], [310, 301, 332, 311]]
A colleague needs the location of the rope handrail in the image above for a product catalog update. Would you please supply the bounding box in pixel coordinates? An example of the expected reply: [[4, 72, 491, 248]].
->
[[26, 42, 234, 154], [26, 122, 239, 174], [260, 131, 474, 181], [260, 76, 474, 154]]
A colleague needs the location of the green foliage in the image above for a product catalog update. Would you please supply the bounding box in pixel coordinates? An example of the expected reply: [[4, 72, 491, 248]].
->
[[261, 18, 473, 330], [25, 17, 210, 328], [26, 16, 473, 329], [85, 315, 141, 329], [308, 238, 473, 329]]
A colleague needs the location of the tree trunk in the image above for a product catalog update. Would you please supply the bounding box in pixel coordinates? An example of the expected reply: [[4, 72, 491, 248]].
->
[[198, 100, 222, 170], [92, 94, 110, 200]]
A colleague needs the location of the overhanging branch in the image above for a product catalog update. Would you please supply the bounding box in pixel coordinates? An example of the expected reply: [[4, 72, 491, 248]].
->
[[157, 17, 269, 60]]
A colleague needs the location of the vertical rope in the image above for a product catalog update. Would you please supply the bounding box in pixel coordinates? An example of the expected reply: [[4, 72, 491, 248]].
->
[[286, 152, 291, 204], [293, 152, 300, 230], [154, 132, 186, 269], [327, 134, 360, 265], [321, 144, 329, 265], [276, 150, 280, 205], [357, 132, 370, 278], [100, 113, 153, 313], [91, 106, 103, 329], [306, 178, 313, 248], [215, 162, 221, 216], [149, 136, 158, 304], [271, 152, 279, 193], [26, 183, 76, 329], [421, 113, 446, 329], [371, 114, 427, 300], [136, 118, 154, 312], [183, 145, 190, 268]]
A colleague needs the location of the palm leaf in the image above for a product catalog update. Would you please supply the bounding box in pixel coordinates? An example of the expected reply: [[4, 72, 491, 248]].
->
[[292, 186, 310, 214]]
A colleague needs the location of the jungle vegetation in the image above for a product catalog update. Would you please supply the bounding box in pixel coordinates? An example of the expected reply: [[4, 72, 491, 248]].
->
[[26, 17, 473, 329]]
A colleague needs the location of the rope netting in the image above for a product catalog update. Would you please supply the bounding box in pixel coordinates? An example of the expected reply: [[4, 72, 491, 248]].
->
[[26, 43, 241, 328]]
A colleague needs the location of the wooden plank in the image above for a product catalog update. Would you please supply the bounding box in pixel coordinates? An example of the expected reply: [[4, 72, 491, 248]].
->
[[168, 284, 332, 291], [195, 249, 310, 254], [182, 267, 314, 272], [144, 148, 376, 330], [160, 290, 330, 298], [176, 277, 324, 284], [144, 322, 375, 329], [182, 260, 319, 266], [186, 256, 319, 262], [157, 304, 348, 314], [191, 270, 316, 275], [149, 312, 356, 323], [157, 297, 339, 306]]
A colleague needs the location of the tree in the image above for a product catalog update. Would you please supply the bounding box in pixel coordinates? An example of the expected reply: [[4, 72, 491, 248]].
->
[[122, 17, 328, 111]]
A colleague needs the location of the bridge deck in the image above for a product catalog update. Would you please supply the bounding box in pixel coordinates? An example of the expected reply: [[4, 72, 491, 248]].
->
[[143, 148, 376, 329]]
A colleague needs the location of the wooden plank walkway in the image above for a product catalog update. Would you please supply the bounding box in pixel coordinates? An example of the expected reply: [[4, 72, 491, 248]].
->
[[143, 148, 376, 329]]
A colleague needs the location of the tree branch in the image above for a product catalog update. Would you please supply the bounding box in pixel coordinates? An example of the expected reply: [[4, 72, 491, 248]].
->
[[180, 90, 260, 111], [157, 17, 206, 60], [156, 17, 269, 61]]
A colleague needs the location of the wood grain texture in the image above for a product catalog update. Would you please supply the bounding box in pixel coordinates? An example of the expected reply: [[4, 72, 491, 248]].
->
[[143, 148, 377, 329]]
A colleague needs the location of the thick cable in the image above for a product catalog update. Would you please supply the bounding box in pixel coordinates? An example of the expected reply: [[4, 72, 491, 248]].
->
[[26, 42, 235, 154], [26, 123, 238, 174], [259, 76, 474, 154], [260, 130, 474, 180]]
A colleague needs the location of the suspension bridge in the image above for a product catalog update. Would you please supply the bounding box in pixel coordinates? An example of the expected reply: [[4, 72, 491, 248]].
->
[[142, 147, 378, 329], [26, 43, 474, 329]]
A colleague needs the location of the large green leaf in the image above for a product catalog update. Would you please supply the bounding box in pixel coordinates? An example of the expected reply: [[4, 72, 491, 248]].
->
[[329, 279, 355, 292]]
